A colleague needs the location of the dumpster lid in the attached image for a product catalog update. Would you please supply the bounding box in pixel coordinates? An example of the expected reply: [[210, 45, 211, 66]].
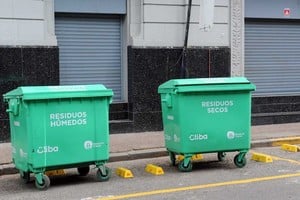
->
[[4, 84, 113, 100], [158, 77, 255, 93]]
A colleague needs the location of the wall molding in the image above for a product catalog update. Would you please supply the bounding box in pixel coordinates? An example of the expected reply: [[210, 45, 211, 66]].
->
[[230, 0, 244, 76]]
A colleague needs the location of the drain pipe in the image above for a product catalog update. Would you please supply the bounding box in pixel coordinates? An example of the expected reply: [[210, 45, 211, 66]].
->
[[180, 0, 192, 78]]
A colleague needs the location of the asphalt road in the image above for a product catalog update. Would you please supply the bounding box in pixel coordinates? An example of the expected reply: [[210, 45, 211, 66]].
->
[[1, 146, 300, 200]]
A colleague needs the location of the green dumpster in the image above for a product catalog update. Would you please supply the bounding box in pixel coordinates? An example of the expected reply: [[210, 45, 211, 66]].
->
[[158, 77, 255, 172], [4, 84, 113, 190]]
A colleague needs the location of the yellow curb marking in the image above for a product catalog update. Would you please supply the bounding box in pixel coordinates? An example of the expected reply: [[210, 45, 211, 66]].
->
[[251, 152, 273, 163], [177, 155, 185, 162], [97, 173, 300, 200], [272, 137, 300, 147], [270, 155, 300, 165], [145, 164, 164, 176], [177, 154, 204, 162], [45, 169, 65, 176], [251, 151, 300, 165], [116, 167, 134, 178], [191, 154, 204, 161], [281, 144, 300, 152]]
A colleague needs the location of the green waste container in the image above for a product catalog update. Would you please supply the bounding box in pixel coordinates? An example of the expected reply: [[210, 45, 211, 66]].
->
[[158, 77, 255, 172], [4, 85, 113, 190]]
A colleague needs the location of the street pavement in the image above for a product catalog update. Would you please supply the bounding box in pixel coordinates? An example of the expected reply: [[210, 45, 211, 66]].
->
[[1, 122, 300, 175], [1, 146, 300, 199]]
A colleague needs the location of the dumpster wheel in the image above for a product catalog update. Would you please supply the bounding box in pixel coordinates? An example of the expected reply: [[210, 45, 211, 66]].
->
[[35, 174, 50, 190], [77, 166, 90, 176], [178, 160, 193, 172], [234, 153, 247, 168], [169, 152, 176, 166], [217, 152, 226, 161], [20, 171, 31, 184], [96, 166, 111, 182]]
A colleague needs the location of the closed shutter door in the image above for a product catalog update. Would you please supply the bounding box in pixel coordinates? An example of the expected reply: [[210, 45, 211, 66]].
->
[[245, 21, 300, 96], [55, 15, 122, 101]]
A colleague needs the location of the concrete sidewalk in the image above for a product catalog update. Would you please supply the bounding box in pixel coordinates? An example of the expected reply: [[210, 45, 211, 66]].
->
[[1, 122, 300, 175]]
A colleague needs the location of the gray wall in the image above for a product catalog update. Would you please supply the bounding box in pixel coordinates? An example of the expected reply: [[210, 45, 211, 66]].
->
[[128, 0, 230, 47], [245, 0, 300, 19], [0, 0, 56, 46], [54, 0, 126, 14]]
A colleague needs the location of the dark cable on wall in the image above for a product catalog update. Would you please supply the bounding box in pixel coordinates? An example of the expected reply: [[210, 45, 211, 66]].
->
[[180, 0, 192, 79]]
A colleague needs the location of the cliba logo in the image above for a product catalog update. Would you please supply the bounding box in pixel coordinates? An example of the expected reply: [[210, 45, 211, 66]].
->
[[227, 131, 235, 139], [37, 146, 59, 154], [84, 141, 93, 150], [189, 134, 208, 141], [83, 140, 104, 150], [226, 131, 245, 139]]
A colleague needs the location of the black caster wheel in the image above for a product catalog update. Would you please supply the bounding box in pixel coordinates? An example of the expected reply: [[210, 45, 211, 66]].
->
[[178, 160, 193, 172], [96, 166, 111, 182], [217, 152, 226, 161], [77, 166, 90, 176], [169, 152, 176, 166], [20, 171, 31, 184], [234, 154, 247, 168], [35, 175, 50, 190]]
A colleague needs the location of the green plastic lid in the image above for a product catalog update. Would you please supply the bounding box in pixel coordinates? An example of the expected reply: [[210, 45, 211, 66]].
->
[[4, 84, 114, 100], [158, 77, 256, 93]]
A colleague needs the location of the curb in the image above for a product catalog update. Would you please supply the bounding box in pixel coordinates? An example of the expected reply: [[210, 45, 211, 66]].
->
[[251, 137, 300, 148], [0, 163, 18, 176], [109, 148, 168, 162], [0, 148, 169, 176], [1, 137, 300, 176]]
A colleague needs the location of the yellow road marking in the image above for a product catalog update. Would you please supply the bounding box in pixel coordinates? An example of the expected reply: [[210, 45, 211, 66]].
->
[[97, 173, 300, 200], [270, 155, 300, 165], [251, 151, 300, 165], [272, 137, 300, 146], [281, 144, 300, 152]]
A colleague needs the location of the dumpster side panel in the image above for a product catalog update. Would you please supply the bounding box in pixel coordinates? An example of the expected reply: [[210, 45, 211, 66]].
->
[[161, 90, 252, 154], [28, 97, 110, 169], [8, 99, 30, 172], [177, 91, 251, 153], [160, 93, 182, 152]]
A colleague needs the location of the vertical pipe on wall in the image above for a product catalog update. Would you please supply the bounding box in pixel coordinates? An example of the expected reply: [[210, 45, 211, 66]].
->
[[230, 0, 245, 76], [180, 0, 192, 78]]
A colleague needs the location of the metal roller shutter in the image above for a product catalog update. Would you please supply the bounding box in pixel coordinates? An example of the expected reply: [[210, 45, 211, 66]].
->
[[55, 15, 122, 101], [245, 21, 300, 96]]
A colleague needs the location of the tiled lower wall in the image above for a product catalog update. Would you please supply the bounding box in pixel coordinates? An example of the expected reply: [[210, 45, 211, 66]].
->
[[0, 47, 59, 142], [0, 46, 232, 141], [126, 47, 231, 133], [2, 46, 295, 142], [252, 96, 300, 125]]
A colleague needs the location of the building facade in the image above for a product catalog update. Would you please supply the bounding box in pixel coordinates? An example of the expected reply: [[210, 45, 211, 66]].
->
[[245, 0, 300, 125], [1, 0, 296, 142]]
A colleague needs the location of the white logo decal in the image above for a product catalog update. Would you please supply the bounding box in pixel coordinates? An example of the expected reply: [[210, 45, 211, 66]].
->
[[49, 111, 87, 127], [174, 134, 180, 143], [14, 121, 20, 127], [167, 115, 174, 120], [226, 131, 245, 139], [49, 85, 86, 91], [37, 146, 59, 154], [84, 141, 104, 150], [202, 100, 234, 114], [84, 141, 93, 150], [19, 149, 28, 158], [12, 146, 16, 154], [189, 134, 208, 141], [164, 134, 171, 141], [227, 131, 235, 139]]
